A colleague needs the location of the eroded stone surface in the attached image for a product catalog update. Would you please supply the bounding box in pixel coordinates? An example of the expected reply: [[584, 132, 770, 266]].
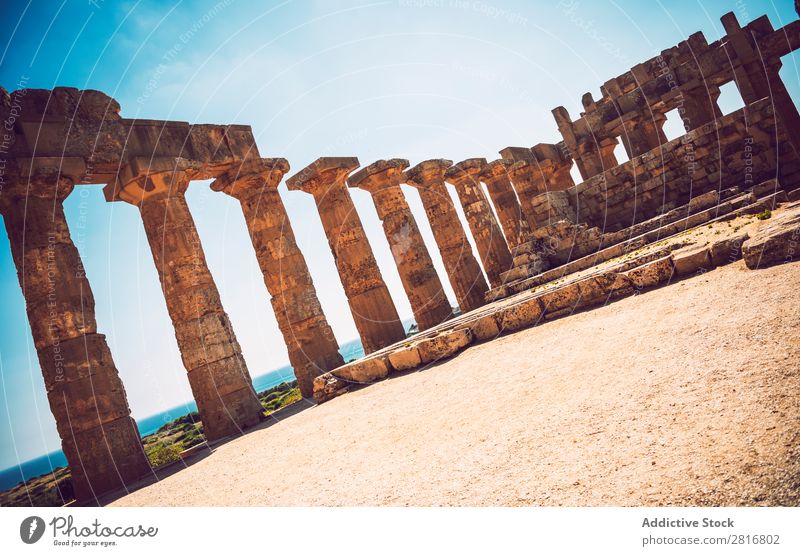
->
[[287, 157, 406, 352], [479, 159, 531, 248], [416, 329, 472, 363], [348, 159, 452, 330], [113, 161, 264, 442], [0, 169, 151, 503], [742, 202, 800, 269], [404, 159, 488, 312], [211, 158, 343, 398], [445, 159, 513, 287], [673, 245, 712, 276]]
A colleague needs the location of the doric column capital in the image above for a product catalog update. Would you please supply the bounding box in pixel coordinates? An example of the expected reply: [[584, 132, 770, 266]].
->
[[286, 157, 359, 196], [479, 159, 514, 185], [209, 157, 290, 201], [444, 158, 487, 187], [347, 158, 409, 192], [403, 159, 452, 188], [104, 156, 199, 205], [508, 158, 542, 181]]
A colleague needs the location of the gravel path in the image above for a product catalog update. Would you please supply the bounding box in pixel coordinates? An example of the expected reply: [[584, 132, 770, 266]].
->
[[111, 260, 800, 506]]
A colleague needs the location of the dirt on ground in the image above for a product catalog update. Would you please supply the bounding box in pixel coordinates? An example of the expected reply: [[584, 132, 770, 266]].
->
[[111, 259, 800, 506]]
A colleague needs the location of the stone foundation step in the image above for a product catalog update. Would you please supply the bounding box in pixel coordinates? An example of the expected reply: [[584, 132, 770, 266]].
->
[[313, 198, 800, 404], [503, 180, 781, 284], [491, 186, 787, 301]]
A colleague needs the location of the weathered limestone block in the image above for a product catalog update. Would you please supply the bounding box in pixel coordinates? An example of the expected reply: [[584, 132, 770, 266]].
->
[[525, 220, 602, 267], [109, 159, 263, 441], [499, 296, 544, 332], [388, 344, 423, 371], [506, 159, 545, 225], [1, 87, 262, 187], [608, 273, 636, 298], [455, 313, 501, 342], [416, 328, 472, 363], [287, 157, 406, 352], [479, 159, 531, 248], [506, 153, 577, 230], [211, 158, 343, 398], [331, 356, 390, 383], [576, 273, 619, 307], [623, 256, 675, 289], [538, 282, 583, 315], [709, 232, 750, 266], [615, 111, 668, 158], [0, 169, 150, 503], [553, 105, 620, 180], [720, 12, 800, 158], [312, 373, 350, 403], [673, 245, 713, 276], [61, 416, 151, 502], [445, 159, 513, 287], [742, 203, 800, 268], [404, 160, 488, 312], [348, 159, 453, 330]]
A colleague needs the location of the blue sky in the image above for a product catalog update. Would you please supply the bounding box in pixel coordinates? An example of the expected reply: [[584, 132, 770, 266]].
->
[[1, 0, 798, 469]]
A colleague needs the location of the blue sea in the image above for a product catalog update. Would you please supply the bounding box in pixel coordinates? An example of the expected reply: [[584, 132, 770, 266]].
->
[[0, 337, 369, 492]]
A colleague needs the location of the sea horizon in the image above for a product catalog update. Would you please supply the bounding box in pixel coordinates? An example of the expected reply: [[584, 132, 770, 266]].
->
[[0, 335, 372, 491]]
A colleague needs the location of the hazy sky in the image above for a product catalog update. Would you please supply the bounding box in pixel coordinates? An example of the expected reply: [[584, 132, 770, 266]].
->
[[1, 0, 798, 469]]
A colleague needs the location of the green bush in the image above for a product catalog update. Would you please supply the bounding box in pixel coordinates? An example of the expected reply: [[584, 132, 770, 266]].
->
[[147, 443, 182, 467]]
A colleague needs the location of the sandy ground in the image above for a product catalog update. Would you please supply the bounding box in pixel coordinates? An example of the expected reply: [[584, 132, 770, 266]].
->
[[112, 260, 800, 506]]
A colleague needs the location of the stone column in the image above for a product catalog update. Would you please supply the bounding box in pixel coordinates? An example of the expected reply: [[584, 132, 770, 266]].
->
[[679, 85, 722, 130], [1, 164, 150, 503], [721, 12, 800, 157], [210, 158, 343, 398], [347, 159, 452, 330], [553, 106, 620, 179], [507, 160, 546, 226], [479, 159, 531, 248], [404, 160, 488, 313], [619, 112, 668, 157], [286, 157, 406, 352], [108, 158, 263, 442], [444, 159, 513, 288]]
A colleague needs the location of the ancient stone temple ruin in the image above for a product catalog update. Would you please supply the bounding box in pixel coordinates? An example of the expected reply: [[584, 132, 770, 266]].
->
[[2, 10, 800, 503]]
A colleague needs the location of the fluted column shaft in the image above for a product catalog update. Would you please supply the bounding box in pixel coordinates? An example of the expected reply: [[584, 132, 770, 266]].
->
[[480, 160, 531, 248], [1, 171, 150, 503], [404, 161, 488, 313], [113, 163, 263, 441], [212, 159, 343, 398], [445, 160, 513, 287], [287, 158, 405, 353], [348, 160, 452, 330]]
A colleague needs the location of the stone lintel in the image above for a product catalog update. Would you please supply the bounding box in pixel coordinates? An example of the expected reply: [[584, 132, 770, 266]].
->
[[286, 157, 360, 194], [347, 158, 409, 191], [14, 156, 88, 183], [1, 87, 259, 184], [403, 159, 453, 187]]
